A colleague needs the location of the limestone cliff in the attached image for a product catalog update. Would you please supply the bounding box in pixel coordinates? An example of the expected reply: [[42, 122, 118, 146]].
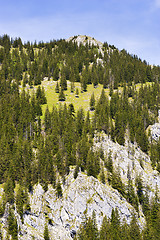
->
[[0, 133, 160, 239]]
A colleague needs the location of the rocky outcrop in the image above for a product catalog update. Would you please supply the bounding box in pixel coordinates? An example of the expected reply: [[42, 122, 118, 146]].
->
[[148, 110, 160, 141], [94, 132, 160, 199], [149, 123, 160, 141], [1, 133, 160, 239], [17, 170, 137, 240], [67, 35, 104, 58], [67, 35, 103, 48]]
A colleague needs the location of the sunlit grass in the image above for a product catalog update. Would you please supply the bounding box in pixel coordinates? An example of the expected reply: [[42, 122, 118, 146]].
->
[[22, 79, 153, 120], [39, 79, 109, 118]]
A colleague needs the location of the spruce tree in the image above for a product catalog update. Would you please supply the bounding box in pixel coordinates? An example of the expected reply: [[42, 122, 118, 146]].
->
[[56, 181, 63, 198], [44, 223, 50, 240], [129, 213, 141, 240], [8, 207, 18, 240], [90, 92, 96, 111], [59, 88, 65, 101], [55, 81, 59, 93], [75, 88, 79, 97]]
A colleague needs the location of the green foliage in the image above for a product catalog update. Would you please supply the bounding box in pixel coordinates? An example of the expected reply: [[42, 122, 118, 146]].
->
[[74, 165, 79, 179], [59, 88, 66, 101], [4, 178, 15, 204], [105, 150, 113, 173], [77, 211, 99, 240], [16, 185, 30, 220], [126, 179, 139, 212], [86, 150, 100, 178], [8, 207, 18, 240], [16, 185, 24, 219], [129, 213, 142, 240], [111, 170, 126, 198], [90, 92, 96, 111], [75, 88, 79, 97], [77, 208, 145, 240], [99, 167, 105, 184], [44, 223, 50, 240], [36, 86, 47, 104], [0, 34, 160, 239], [55, 81, 59, 93], [99, 216, 110, 240], [56, 181, 63, 198]]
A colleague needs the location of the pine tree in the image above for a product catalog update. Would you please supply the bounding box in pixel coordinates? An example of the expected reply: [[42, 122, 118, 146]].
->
[[16, 185, 24, 220], [59, 88, 65, 101], [110, 208, 121, 240], [74, 165, 79, 179], [55, 81, 59, 93], [99, 216, 110, 240], [8, 207, 18, 240], [4, 178, 14, 204], [70, 81, 75, 93], [129, 213, 141, 240], [60, 70, 67, 90], [75, 88, 79, 97], [90, 92, 96, 111], [56, 181, 63, 198], [100, 167, 105, 184], [44, 223, 50, 240]]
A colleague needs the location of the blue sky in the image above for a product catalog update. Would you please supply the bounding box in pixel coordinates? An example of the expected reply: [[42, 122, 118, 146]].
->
[[0, 0, 160, 65]]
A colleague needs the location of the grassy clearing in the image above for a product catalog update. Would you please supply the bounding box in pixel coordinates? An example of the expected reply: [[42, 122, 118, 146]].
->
[[23, 79, 109, 119], [21, 79, 153, 119], [40, 80, 106, 114]]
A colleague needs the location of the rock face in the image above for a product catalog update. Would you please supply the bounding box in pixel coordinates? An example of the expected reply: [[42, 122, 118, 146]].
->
[[150, 123, 160, 141], [94, 132, 160, 200], [67, 35, 103, 48], [149, 110, 160, 141], [67, 35, 104, 57], [18, 171, 136, 240], [0, 133, 160, 239]]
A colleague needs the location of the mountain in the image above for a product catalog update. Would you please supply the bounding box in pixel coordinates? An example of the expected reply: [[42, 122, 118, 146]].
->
[[67, 35, 103, 48], [0, 34, 160, 239]]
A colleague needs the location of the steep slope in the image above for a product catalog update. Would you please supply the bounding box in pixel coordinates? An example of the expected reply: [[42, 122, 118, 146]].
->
[[94, 132, 160, 199], [0, 171, 140, 240], [1, 132, 160, 239]]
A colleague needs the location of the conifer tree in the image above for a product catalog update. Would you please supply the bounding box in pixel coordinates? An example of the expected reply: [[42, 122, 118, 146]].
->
[[44, 223, 50, 240], [56, 181, 63, 198], [75, 88, 79, 97], [70, 81, 75, 93], [99, 216, 110, 240], [8, 207, 18, 240], [4, 178, 14, 204], [59, 88, 65, 101], [129, 213, 141, 240], [60, 70, 67, 90], [16, 185, 24, 220], [55, 81, 59, 93], [100, 167, 105, 184], [110, 208, 121, 240], [90, 92, 96, 111]]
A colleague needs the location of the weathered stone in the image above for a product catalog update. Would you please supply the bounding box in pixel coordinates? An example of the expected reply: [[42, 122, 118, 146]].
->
[[1, 132, 160, 239]]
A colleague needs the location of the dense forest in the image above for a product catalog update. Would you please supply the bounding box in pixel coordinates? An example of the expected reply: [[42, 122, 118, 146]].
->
[[0, 34, 160, 239]]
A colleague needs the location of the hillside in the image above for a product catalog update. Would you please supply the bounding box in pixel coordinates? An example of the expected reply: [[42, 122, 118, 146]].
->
[[0, 34, 160, 239]]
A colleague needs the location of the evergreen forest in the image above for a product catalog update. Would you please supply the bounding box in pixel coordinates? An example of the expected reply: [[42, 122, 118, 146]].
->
[[0, 34, 160, 239]]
